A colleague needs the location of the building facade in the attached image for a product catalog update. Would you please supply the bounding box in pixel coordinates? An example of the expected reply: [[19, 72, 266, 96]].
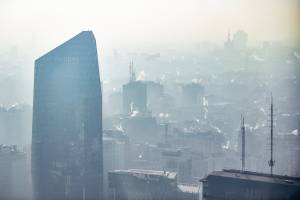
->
[[108, 169, 199, 200], [32, 31, 103, 200], [123, 81, 147, 115], [202, 169, 300, 200]]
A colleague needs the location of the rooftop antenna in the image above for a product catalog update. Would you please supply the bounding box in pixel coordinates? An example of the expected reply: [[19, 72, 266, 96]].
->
[[129, 61, 132, 82], [129, 61, 136, 82], [241, 115, 246, 171], [132, 61, 136, 81], [268, 93, 275, 175]]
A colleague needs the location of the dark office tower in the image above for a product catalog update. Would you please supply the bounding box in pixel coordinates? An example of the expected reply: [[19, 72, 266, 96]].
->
[[122, 63, 147, 115], [123, 81, 147, 115], [32, 31, 103, 200]]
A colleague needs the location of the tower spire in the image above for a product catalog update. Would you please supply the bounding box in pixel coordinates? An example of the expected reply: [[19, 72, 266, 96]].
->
[[227, 29, 231, 41]]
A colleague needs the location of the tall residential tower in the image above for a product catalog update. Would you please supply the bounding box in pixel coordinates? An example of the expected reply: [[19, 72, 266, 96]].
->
[[32, 31, 103, 200]]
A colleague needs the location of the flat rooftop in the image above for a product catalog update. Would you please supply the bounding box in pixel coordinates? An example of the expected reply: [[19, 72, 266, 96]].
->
[[178, 184, 200, 194], [208, 169, 300, 187], [111, 169, 177, 180]]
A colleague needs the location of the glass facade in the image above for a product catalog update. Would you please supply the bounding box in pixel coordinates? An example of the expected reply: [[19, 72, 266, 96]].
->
[[32, 31, 103, 200]]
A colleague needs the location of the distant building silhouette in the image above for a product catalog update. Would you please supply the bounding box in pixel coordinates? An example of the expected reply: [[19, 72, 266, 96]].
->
[[232, 30, 248, 51], [0, 104, 32, 146], [0, 145, 31, 200], [103, 130, 130, 200], [224, 30, 248, 51], [143, 81, 164, 114], [32, 31, 103, 200], [182, 83, 204, 107], [123, 81, 147, 115], [121, 115, 159, 143], [122, 62, 147, 115], [224, 31, 233, 50]]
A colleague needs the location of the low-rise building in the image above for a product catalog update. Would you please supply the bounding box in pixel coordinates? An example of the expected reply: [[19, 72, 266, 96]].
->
[[202, 169, 300, 200], [108, 169, 199, 200]]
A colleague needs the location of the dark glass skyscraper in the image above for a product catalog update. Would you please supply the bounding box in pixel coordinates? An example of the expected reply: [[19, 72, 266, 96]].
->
[[32, 31, 103, 200]]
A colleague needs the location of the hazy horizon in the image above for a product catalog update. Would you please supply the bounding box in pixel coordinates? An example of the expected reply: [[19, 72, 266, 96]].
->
[[0, 1, 300, 199], [0, 0, 300, 106], [1, 0, 299, 52]]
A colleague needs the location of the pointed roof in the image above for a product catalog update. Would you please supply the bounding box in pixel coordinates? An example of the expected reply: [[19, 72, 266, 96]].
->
[[36, 31, 96, 63]]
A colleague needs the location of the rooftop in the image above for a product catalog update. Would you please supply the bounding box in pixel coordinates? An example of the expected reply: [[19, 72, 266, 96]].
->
[[207, 169, 300, 186], [178, 184, 200, 194], [36, 31, 95, 62], [111, 169, 177, 180], [0, 144, 26, 158]]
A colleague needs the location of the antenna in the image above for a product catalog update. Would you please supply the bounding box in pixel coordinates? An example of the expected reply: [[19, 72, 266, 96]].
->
[[132, 61, 136, 81], [129, 61, 132, 82], [129, 61, 136, 82], [241, 115, 245, 171], [268, 93, 275, 175]]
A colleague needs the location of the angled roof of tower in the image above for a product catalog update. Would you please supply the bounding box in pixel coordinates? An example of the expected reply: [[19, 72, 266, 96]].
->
[[36, 31, 96, 63]]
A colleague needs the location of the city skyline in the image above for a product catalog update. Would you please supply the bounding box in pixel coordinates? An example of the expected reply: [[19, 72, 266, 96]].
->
[[0, 1, 299, 199], [1, 0, 299, 53]]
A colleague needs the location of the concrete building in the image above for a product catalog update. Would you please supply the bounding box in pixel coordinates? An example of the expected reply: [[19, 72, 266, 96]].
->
[[223, 30, 248, 51], [0, 104, 32, 146], [202, 169, 300, 200], [106, 91, 123, 116], [0, 144, 32, 200], [232, 30, 248, 51], [182, 83, 204, 107], [173, 128, 225, 156], [103, 130, 130, 200], [161, 149, 193, 183], [143, 81, 164, 114], [123, 81, 147, 115], [122, 115, 159, 143], [32, 31, 103, 200], [275, 132, 300, 176], [224, 31, 233, 51], [108, 169, 199, 200]]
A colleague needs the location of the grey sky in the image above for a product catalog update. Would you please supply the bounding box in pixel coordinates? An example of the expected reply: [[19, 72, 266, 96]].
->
[[0, 0, 299, 54], [0, 0, 299, 106]]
